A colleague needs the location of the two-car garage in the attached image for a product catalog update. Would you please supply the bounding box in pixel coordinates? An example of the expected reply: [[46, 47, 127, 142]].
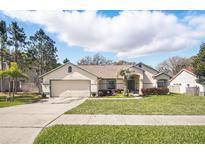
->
[[40, 63, 98, 97], [50, 80, 91, 97]]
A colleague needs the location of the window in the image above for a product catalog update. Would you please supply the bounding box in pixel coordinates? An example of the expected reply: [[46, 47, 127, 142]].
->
[[157, 79, 167, 88], [68, 66, 72, 73], [107, 80, 116, 89]]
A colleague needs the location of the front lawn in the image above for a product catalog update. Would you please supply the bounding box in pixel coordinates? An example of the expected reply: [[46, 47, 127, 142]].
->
[[0, 93, 42, 108], [34, 125, 205, 144], [66, 94, 205, 115]]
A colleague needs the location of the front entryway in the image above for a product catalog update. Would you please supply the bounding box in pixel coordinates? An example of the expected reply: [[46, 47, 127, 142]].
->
[[128, 80, 135, 93]]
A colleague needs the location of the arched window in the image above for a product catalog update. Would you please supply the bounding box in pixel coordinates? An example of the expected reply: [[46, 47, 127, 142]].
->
[[68, 66, 72, 73]]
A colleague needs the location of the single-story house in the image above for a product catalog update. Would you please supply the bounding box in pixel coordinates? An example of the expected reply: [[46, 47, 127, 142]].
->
[[40, 62, 171, 97], [169, 68, 205, 96]]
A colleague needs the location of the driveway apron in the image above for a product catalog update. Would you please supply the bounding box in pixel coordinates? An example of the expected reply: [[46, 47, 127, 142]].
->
[[0, 97, 86, 144]]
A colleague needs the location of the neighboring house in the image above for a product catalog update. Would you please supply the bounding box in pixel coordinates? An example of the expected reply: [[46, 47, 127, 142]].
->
[[20, 67, 39, 93], [169, 68, 205, 96], [40, 62, 171, 97], [0, 62, 10, 92]]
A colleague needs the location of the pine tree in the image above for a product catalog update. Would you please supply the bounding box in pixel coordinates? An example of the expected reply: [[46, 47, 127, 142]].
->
[[28, 28, 58, 74], [27, 29, 58, 92], [8, 21, 26, 65]]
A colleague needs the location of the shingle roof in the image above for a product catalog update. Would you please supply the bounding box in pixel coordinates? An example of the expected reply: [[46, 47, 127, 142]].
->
[[40, 62, 145, 79], [78, 65, 132, 78], [153, 72, 172, 78], [185, 67, 194, 73]]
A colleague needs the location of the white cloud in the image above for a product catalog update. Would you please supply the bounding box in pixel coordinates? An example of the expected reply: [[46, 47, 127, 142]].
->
[[2, 10, 205, 58]]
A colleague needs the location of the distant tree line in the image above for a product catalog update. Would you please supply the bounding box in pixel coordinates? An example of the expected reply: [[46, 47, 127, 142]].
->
[[76, 53, 137, 65], [75, 51, 205, 85], [156, 56, 193, 76], [75, 54, 193, 77]]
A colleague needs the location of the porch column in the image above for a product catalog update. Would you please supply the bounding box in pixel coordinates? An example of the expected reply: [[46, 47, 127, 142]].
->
[[96, 79, 100, 96], [139, 75, 143, 95]]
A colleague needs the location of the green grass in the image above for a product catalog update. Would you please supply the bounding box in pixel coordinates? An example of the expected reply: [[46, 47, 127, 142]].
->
[[34, 125, 205, 144], [66, 94, 205, 115], [0, 93, 42, 108]]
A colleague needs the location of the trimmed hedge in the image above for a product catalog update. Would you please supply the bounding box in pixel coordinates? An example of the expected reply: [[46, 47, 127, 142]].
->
[[98, 90, 113, 96], [114, 89, 123, 94], [141, 87, 169, 96]]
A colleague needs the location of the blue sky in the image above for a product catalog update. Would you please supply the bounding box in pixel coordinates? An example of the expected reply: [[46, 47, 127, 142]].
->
[[1, 10, 205, 67]]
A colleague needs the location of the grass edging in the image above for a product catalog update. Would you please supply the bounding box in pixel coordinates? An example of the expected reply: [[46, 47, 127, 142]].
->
[[34, 125, 205, 144], [0, 94, 42, 108]]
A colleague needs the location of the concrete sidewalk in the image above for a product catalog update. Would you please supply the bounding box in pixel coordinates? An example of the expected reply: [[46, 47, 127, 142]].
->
[[0, 97, 86, 144], [88, 97, 142, 100], [50, 114, 205, 126]]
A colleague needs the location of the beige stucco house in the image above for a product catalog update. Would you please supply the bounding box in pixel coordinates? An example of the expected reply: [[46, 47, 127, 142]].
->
[[40, 62, 171, 97]]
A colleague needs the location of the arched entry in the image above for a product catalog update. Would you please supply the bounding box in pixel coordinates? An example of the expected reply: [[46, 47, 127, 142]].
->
[[127, 74, 140, 93]]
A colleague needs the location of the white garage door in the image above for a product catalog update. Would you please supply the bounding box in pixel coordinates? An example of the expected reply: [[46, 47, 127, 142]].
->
[[51, 80, 90, 97]]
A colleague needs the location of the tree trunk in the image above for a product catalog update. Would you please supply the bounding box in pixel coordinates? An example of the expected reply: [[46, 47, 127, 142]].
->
[[14, 46, 18, 94], [36, 70, 42, 93], [123, 79, 128, 96], [12, 79, 15, 101], [0, 51, 3, 92], [14, 77, 18, 93], [8, 78, 11, 97]]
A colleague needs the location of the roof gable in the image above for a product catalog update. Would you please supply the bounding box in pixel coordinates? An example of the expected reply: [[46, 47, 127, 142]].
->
[[169, 69, 196, 82], [136, 62, 159, 74], [39, 62, 98, 78]]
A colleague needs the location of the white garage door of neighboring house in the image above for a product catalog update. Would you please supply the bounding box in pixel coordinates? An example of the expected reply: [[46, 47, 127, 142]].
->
[[50, 80, 91, 97]]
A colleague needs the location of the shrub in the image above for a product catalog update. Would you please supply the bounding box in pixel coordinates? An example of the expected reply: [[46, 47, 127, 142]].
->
[[115, 89, 123, 94], [41, 93, 47, 98], [141, 87, 169, 96], [91, 92, 96, 97], [98, 90, 113, 97], [98, 90, 104, 97]]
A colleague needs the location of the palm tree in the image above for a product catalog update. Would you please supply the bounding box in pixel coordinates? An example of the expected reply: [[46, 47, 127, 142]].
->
[[0, 62, 28, 101], [118, 68, 133, 96]]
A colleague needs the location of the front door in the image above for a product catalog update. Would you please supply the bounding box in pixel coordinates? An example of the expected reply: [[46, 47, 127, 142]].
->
[[128, 80, 135, 93]]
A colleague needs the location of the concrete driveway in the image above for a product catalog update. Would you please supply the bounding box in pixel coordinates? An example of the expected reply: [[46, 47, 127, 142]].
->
[[0, 97, 86, 144]]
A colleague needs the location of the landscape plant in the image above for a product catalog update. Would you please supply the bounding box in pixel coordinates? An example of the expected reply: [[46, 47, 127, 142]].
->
[[141, 87, 169, 96], [118, 68, 133, 96], [192, 43, 205, 85], [0, 62, 28, 101]]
